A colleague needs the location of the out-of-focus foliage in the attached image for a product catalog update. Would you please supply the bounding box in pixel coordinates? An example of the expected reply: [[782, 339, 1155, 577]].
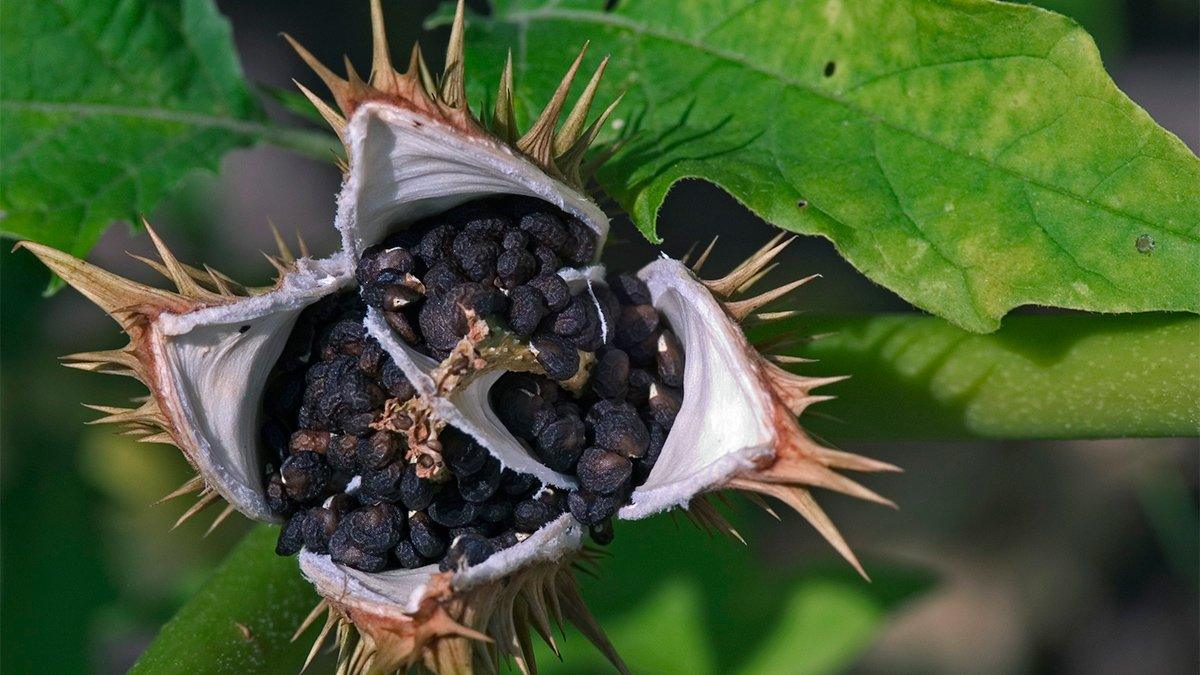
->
[[448, 0, 1200, 332]]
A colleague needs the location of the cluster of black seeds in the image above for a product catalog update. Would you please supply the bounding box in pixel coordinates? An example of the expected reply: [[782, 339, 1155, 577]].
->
[[356, 195, 597, 369], [261, 291, 565, 573], [489, 269, 685, 543], [261, 196, 686, 573]]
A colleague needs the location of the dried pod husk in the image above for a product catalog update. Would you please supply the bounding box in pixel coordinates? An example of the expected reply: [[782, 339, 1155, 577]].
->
[[17, 228, 353, 524], [623, 248, 899, 577]]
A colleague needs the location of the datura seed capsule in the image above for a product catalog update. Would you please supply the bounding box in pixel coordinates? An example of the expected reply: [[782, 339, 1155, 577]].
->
[[18, 2, 899, 672]]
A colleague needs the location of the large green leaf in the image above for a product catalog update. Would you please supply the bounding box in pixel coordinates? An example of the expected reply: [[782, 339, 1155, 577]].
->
[[0, 0, 330, 259], [452, 0, 1200, 332]]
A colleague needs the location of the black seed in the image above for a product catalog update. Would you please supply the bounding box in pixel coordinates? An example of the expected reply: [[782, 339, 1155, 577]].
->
[[593, 410, 649, 459], [302, 506, 340, 554], [592, 349, 630, 399], [338, 411, 376, 437], [567, 298, 606, 352], [507, 285, 547, 337], [518, 211, 568, 249], [449, 525, 488, 540], [501, 228, 529, 250], [458, 456, 503, 503], [276, 514, 306, 555], [528, 274, 570, 311], [459, 213, 509, 239], [501, 469, 539, 497], [320, 319, 367, 356], [585, 398, 636, 428], [358, 431, 399, 470], [477, 499, 514, 524], [635, 422, 668, 482], [326, 435, 360, 474], [400, 463, 437, 510], [532, 333, 579, 381], [383, 309, 421, 345], [441, 533, 495, 570], [358, 339, 385, 376], [357, 244, 415, 286], [364, 282, 422, 312], [441, 432, 489, 475], [567, 490, 621, 525], [555, 399, 581, 417], [496, 249, 537, 289], [408, 511, 447, 558], [423, 260, 466, 295], [560, 218, 597, 266], [452, 232, 500, 281], [576, 448, 633, 494], [428, 492, 477, 528], [329, 528, 388, 572], [379, 360, 416, 399], [532, 245, 561, 274], [589, 519, 615, 545], [648, 384, 683, 427], [493, 387, 553, 440], [358, 461, 405, 503], [490, 530, 520, 551], [513, 496, 558, 532], [616, 304, 660, 347], [610, 273, 651, 305], [417, 224, 458, 266], [343, 503, 405, 552], [535, 415, 586, 470], [419, 283, 504, 352], [656, 329, 685, 387], [281, 451, 331, 502], [552, 296, 588, 336], [626, 368, 654, 406], [329, 493, 359, 517], [393, 540, 426, 569], [289, 429, 330, 454]]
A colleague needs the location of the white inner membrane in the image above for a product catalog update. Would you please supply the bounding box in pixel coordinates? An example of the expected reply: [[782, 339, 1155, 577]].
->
[[620, 258, 775, 519], [156, 257, 353, 521]]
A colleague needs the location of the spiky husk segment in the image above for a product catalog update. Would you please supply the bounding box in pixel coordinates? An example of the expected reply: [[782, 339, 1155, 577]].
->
[[295, 549, 626, 675], [15, 225, 316, 530], [286, 0, 620, 188], [639, 238, 901, 579]]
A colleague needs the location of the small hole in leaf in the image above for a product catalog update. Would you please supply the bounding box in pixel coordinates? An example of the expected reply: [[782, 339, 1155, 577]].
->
[[797, 199, 808, 209], [239, 325, 251, 334], [604, 0, 619, 11], [824, 61, 836, 77]]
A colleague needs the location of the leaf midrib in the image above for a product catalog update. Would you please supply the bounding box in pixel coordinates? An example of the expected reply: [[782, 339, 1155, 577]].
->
[[497, 5, 1195, 240], [3, 99, 274, 140]]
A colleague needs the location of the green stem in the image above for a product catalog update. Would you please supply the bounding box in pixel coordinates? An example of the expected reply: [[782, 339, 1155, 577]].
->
[[130, 526, 320, 675], [256, 125, 342, 163], [760, 313, 1199, 441]]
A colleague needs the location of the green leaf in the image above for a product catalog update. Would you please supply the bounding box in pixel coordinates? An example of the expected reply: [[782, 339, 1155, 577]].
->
[[752, 312, 1200, 441], [130, 526, 320, 675], [0, 0, 335, 259], [453, 0, 1200, 332]]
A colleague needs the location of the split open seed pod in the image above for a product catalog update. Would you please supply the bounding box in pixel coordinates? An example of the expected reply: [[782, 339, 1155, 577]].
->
[[20, 2, 897, 673]]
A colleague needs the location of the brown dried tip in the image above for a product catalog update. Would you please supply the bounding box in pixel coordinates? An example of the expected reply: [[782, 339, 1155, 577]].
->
[[284, 0, 622, 186]]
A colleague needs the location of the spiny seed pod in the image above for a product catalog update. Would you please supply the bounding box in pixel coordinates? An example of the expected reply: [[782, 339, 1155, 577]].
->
[[18, 2, 899, 673]]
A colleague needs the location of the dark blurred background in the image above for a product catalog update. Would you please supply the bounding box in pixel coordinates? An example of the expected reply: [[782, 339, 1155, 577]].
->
[[2, 1, 1197, 673]]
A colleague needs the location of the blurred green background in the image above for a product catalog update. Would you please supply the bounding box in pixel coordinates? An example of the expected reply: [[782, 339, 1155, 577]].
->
[[2, 1, 1197, 673]]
